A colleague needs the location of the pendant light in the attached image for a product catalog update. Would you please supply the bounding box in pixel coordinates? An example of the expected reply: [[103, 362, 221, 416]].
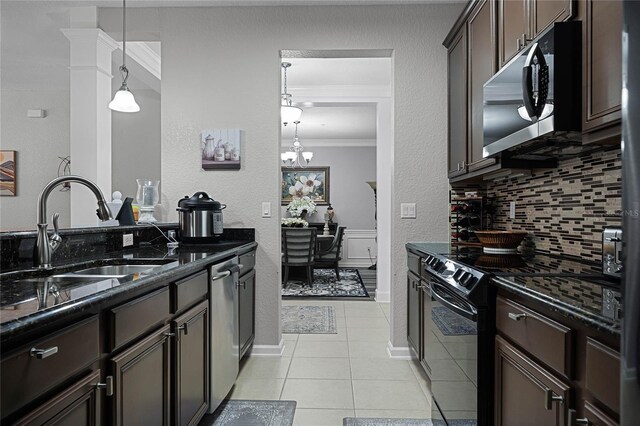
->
[[281, 121, 313, 168], [109, 0, 140, 113], [281, 62, 302, 125]]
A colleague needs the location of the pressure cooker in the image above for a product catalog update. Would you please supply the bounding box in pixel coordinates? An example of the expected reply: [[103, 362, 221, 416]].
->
[[176, 192, 226, 242]]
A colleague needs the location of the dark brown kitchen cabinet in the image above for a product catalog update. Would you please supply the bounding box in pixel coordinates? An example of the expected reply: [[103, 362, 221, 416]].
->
[[495, 335, 571, 426], [239, 268, 256, 358], [15, 370, 102, 426], [407, 271, 422, 358], [467, 0, 497, 172], [498, 0, 574, 67], [419, 280, 433, 375], [110, 324, 171, 426], [582, 0, 622, 140], [172, 301, 209, 426], [569, 401, 618, 426], [447, 27, 468, 178]]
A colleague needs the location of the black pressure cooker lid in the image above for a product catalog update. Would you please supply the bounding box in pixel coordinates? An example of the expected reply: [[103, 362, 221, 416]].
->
[[177, 192, 223, 211]]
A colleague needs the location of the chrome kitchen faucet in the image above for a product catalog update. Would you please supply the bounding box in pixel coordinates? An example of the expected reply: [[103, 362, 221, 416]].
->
[[35, 175, 112, 269]]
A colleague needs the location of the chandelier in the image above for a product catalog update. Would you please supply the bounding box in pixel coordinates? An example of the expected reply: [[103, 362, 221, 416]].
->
[[281, 121, 313, 168], [281, 62, 302, 126]]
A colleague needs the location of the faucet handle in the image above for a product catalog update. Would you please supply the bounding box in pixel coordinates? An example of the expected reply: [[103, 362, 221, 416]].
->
[[50, 213, 62, 252]]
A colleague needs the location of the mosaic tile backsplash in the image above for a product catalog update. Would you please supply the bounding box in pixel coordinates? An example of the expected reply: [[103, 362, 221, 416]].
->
[[451, 147, 622, 262]]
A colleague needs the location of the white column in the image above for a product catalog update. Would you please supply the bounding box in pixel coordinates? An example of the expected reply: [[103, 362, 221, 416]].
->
[[61, 28, 118, 227]]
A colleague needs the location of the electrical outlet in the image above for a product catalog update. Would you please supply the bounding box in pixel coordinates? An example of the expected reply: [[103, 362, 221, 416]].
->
[[509, 201, 516, 219], [122, 233, 134, 247]]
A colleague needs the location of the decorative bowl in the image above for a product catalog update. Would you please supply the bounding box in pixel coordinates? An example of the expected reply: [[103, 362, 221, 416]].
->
[[473, 230, 529, 254]]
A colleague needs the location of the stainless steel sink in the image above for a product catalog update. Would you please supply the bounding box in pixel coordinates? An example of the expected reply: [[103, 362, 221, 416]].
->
[[64, 264, 164, 277]]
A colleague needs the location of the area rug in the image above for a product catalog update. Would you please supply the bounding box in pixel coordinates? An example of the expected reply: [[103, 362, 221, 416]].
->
[[201, 400, 296, 426], [343, 419, 476, 426], [282, 268, 369, 298], [432, 306, 477, 336], [281, 305, 337, 334]]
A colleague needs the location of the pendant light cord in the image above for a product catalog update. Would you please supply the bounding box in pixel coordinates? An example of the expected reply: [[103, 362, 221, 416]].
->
[[120, 0, 129, 85]]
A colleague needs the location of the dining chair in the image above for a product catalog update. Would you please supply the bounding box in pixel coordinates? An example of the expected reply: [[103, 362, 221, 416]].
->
[[281, 227, 317, 286], [314, 226, 346, 280]]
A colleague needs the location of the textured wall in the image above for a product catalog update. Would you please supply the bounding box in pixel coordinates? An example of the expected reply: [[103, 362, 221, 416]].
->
[[156, 4, 461, 348], [0, 90, 71, 231], [451, 147, 622, 262], [280, 146, 377, 230]]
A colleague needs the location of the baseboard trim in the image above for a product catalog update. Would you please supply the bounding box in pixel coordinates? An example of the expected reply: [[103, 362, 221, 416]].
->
[[375, 290, 390, 303], [386, 341, 414, 360], [248, 339, 285, 357]]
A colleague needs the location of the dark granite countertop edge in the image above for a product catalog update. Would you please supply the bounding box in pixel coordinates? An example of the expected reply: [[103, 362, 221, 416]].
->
[[491, 276, 620, 336], [0, 223, 178, 240], [0, 241, 258, 342]]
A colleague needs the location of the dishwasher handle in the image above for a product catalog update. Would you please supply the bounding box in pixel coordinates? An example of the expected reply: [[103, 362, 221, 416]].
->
[[211, 264, 241, 281]]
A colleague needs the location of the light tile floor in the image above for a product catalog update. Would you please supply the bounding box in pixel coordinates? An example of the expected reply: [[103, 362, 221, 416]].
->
[[228, 299, 433, 426]]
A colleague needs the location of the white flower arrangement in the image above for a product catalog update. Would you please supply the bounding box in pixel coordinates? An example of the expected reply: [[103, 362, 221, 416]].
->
[[286, 197, 317, 218], [281, 218, 309, 227]]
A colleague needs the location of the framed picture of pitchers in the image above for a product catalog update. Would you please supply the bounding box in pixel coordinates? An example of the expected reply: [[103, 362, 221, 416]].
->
[[201, 129, 241, 170]]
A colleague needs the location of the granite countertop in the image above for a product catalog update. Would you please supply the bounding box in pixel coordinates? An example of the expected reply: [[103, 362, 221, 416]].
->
[[0, 240, 257, 342], [406, 242, 620, 335]]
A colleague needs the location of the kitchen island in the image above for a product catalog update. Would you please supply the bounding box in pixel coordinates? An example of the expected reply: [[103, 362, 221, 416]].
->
[[0, 224, 257, 425]]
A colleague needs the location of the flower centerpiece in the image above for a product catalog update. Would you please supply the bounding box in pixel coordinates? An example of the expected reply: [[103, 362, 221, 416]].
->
[[281, 218, 309, 228], [286, 197, 317, 219]]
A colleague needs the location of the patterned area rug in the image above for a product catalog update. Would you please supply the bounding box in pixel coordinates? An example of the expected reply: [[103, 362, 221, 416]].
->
[[343, 419, 476, 426], [281, 305, 337, 334], [200, 400, 296, 426], [282, 268, 369, 298], [432, 306, 477, 336]]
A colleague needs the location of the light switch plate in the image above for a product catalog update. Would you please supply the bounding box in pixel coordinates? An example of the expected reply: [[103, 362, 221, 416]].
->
[[401, 203, 416, 219], [509, 201, 516, 219], [122, 233, 134, 247], [261, 202, 271, 218]]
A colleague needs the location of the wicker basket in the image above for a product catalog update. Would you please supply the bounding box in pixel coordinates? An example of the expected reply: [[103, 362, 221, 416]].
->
[[473, 230, 529, 252]]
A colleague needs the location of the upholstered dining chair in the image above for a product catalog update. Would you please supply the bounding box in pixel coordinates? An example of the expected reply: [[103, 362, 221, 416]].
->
[[281, 227, 317, 286], [314, 226, 346, 280]]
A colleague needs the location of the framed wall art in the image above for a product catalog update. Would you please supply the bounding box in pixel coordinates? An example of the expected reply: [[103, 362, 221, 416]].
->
[[281, 167, 330, 205], [201, 129, 241, 170], [0, 150, 16, 196]]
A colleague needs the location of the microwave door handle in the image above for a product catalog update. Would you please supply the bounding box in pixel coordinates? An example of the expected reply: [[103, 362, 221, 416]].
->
[[522, 44, 539, 121]]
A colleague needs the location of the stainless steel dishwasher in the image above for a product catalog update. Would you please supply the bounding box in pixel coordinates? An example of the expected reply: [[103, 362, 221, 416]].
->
[[208, 256, 240, 413]]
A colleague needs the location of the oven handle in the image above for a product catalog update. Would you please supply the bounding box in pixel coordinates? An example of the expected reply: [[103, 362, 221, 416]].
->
[[430, 281, 478, 322]]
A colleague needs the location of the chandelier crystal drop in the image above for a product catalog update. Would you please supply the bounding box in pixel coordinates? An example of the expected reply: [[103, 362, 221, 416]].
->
[[282, 121, 313, 168]]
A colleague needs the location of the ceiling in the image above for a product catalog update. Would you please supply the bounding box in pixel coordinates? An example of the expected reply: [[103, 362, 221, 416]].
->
[[284, 57, 391, 88], [281, 104, 377, 141]]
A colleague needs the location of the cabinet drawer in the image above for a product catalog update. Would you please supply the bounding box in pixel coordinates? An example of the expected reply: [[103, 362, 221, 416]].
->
[[585, 337, 620, 413], [239, 250, 256, 277], [496, 296, 572, 377], [172, 270, 208, 314], [109, 287, 170, 351], [1, 315, 100, 418]]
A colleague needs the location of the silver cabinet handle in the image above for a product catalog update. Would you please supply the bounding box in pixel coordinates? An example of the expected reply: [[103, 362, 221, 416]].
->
[[568, 409, 589, 425], [96, 376, 114, 396], [461, 160, 466, 169], [30, 346, 58, 359], [164, 332, 176, 337], [457, 162, 461, 171], [543, 389, 563, 410], [178, 324, 188, 335], [211, 270, 232, 281], [517, 38, 522, 50], [508, 312, 527, 321]]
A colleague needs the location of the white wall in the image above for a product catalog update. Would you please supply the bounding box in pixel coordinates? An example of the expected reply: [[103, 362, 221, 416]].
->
[[280, 146, 376, 230], [111, 89, 162, 200], [135, 4, 459, 351], [0, 90, 71, 230]]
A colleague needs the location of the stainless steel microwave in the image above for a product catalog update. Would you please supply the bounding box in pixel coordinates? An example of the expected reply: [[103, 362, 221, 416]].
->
[[483, 21, 582, 160]]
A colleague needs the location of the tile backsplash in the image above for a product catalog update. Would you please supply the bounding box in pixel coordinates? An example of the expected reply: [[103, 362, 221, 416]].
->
[[451, 147, 622, 262]]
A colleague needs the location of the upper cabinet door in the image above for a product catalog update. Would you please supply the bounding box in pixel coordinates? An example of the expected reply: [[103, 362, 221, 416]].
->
[[532, 0, 575, 37], [467, 0, 496, 171], [447, 28, 468, 178], [583, 0, 622, 135], [498, 0, 528, 67]]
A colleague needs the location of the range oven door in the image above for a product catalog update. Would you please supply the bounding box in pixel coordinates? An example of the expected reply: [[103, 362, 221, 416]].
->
[[422, 276, 479, 425]]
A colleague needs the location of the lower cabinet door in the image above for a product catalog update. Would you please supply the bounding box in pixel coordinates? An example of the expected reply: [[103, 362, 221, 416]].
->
[[173, 301, 209, 426], [110, 325, 171, 426], [15, 370, 102, 426], [495, 336, 571, 426], [407, 273, 421, 358], [238, 269, 256, 358]]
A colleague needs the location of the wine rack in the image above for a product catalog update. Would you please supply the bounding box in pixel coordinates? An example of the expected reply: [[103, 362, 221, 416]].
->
[[450, 197, 495, 246]]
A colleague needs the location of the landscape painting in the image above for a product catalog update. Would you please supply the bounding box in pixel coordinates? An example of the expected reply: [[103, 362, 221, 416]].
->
[[0, 150, 16, 196]]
